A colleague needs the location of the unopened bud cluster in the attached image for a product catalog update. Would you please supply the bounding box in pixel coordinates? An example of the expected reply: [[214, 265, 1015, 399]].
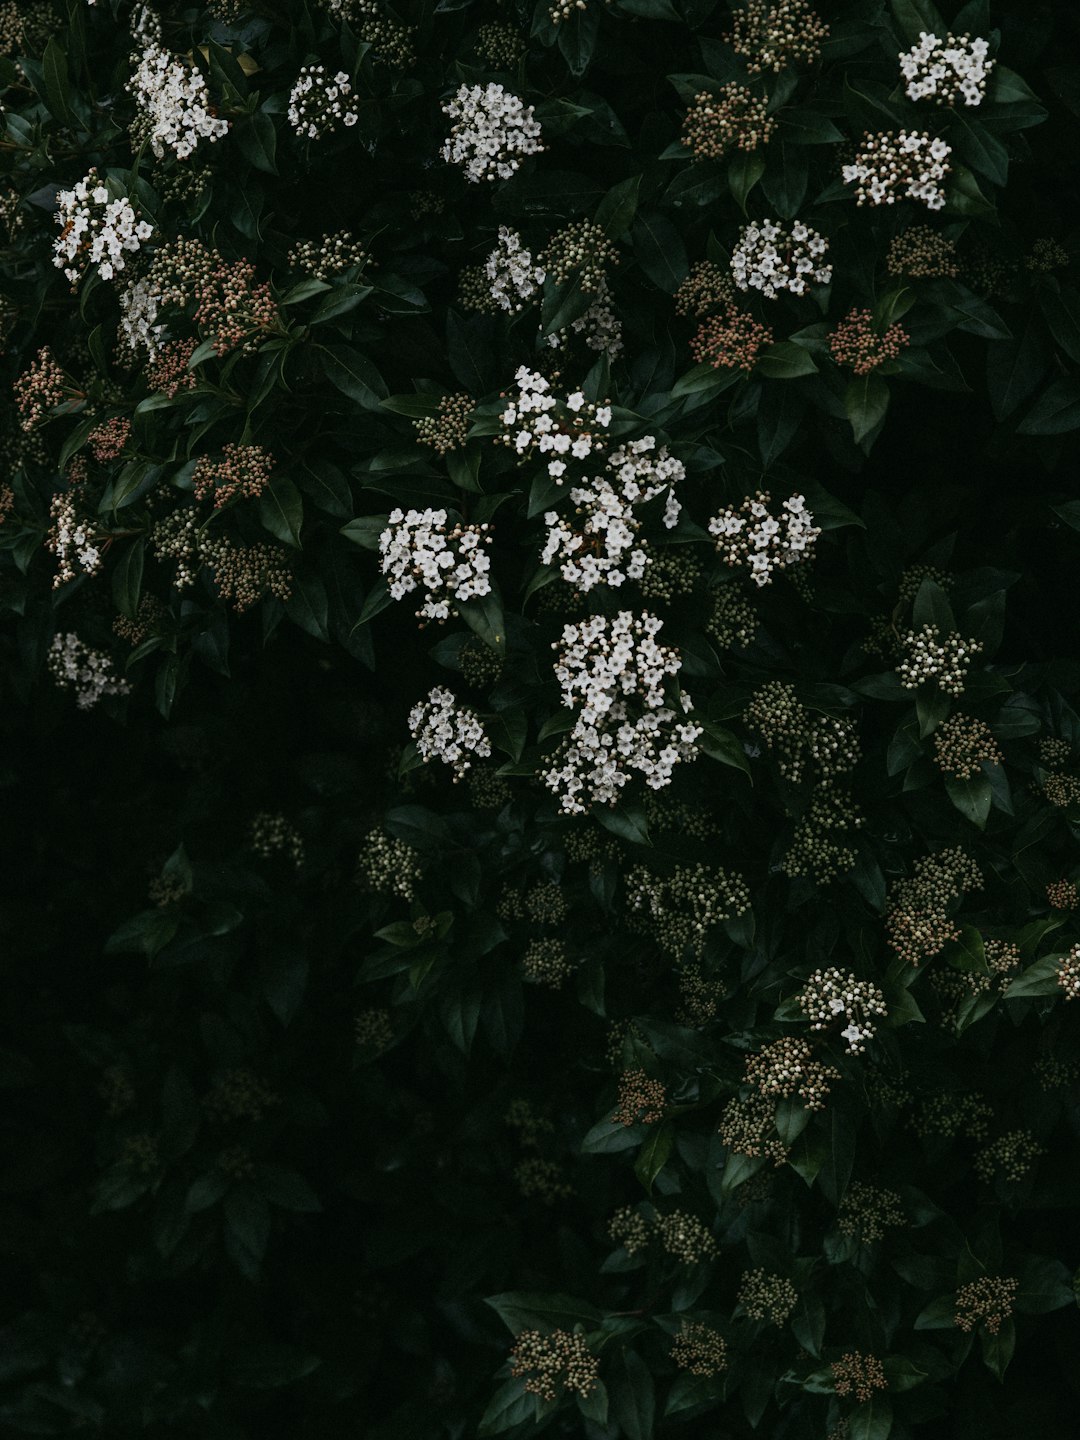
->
[[738, 1268, 798, 1324], [611, 1067, 667, 1125], [708, 585, 758, 649], [414, 393, 474, 454], [1056, 944, 1080, 999], [718, 1092, 788, 1164], [691, 307, 774, 373], [249, 812, 304, 868], [541, 220, 619, 294], [887, 226, 958, 279], [954, 1276, 1018, 1334], [627, 861, 750, 959], [671, 1321, 728, 1375], [831, 1351, 887, 1402], [933, 713, 1003, 779], [897, 624, 982, 696], [724, 0, 829, 73], [288, 231, 370, 280], [886, 848, 982, 966], [682, 85, 775, 159], [508, 1330, 598, 1401], [744, 1036, 840, 1110], [743, 682, 858, 784], [838, 1182, 904, 1242], [782, 788, 864, 883], [1046, 879, 1078, 911], [193, 443, 275, 508], [675, 261, 736, 318], [523, 938, 578, 988], [13, 348, 71, 431], [974, 1128, 1044, 1183], [828, 309, 909, 375]]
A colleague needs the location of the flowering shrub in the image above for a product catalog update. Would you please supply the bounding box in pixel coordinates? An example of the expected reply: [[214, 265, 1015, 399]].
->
[[3, 0, 1080, 1438]]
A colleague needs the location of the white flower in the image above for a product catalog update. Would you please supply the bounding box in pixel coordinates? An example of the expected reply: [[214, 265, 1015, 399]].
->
[[843, 130, 952, 210], [484, 226, 546, 312], [899, 31, 994, 107], [48, 633, 130, 710], [709, 490, 820, 586], [440, 83, 543, 183], [542, 611, 700, 813], [288, 64, 359, 139], [731, 218, 831, 299], [379, 509, 492, 623], [52, 171, 153, 287], [128, 41, 230, 161], [408, 687, 491, 778]]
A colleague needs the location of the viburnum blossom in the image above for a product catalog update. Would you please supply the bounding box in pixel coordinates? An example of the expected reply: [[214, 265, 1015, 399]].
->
[[48, 633, 130, 710], [53, 170, 153, 286], [128, 41, 230, 159], [843, 130, 952, 210], [484, 226, 545, 312], [47, 493, 102, 586], [730, 219, 831, 298], [288, 65, 359, 139], [540, 438, 684, 592], [408, 687, 492, 778], [899, 31, 994, 106], [709, 490, 820, 586], [440, 83, 543, 182], [499, 367, 612, 483], [379, 508, 492, 622], [542, 611, 701, 813]]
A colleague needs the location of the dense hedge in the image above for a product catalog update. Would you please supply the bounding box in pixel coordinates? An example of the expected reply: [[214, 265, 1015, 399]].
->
[[3, 0, 1080, 1436]]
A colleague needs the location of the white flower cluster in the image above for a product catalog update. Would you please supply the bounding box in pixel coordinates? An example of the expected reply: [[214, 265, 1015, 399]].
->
[[128, 42, 230, 160], [118, 276, 166, 361], [709, 491, 820, 586], [543, 611, 701, 813], [798, 967, 888, 1055], [48, 494, 101, 587], [540, 439, 684, 592], [897, 624, 982, 697], [842, 130, 952, 210], [546, 274, 624, 360], [408, 686, 492, 778], [288, 66, 358, 139], [379, 508, 492, 623], [48, 633, 131, 711], [440, 83, 543, 183], [499, 367, 612, 484], [899, 31, 993, 107], [731, 219, 831, 299], [485, 226, 546, 312], [53, 172, 153, 286]]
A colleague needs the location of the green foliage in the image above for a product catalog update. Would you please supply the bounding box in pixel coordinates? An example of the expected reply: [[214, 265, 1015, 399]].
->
[[2, 0, 1080, 1437]]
